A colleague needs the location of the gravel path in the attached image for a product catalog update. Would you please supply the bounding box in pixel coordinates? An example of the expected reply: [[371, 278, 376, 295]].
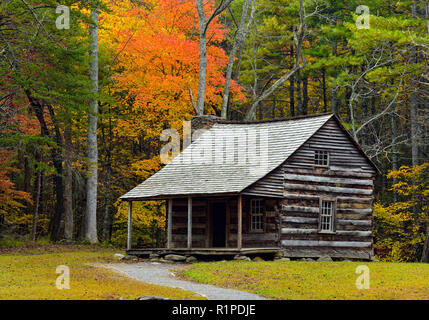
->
[[103, 262, 266, 300]]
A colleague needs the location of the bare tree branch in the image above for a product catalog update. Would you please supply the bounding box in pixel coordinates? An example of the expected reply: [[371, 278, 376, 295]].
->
[[244, 0, 306, 120], [221, 0, 254, 118]]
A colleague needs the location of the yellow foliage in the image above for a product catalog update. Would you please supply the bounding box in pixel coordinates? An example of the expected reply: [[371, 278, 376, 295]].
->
[[111, 199, 166, 247], [374, 163, 429, 262]]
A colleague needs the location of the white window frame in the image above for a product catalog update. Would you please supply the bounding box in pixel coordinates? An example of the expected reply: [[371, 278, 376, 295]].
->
[[314, 150, 330, 167], [250, 199, 264, 232], [318, 199, 336, 234]]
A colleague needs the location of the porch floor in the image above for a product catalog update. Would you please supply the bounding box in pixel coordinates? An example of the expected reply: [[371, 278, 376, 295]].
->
[[127, 247, 282, 258]]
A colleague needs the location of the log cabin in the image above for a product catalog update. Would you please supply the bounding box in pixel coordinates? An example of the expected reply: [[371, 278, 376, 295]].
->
[[121, 113, 379, 260]]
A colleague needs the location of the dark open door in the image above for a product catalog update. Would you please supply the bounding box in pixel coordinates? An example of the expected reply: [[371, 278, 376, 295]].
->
[[212, 203, 226, 247]]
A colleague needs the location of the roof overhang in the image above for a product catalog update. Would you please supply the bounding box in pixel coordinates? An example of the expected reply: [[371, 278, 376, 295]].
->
[[121, 192, 241, 201]]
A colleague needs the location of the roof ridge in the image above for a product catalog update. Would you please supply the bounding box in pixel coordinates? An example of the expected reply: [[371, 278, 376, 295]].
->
[[213, 112, 333, 125]]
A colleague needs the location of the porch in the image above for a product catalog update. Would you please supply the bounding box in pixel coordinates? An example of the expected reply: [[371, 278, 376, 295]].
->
[[126, 247, 282, 259], [126, 194, 282, 257]]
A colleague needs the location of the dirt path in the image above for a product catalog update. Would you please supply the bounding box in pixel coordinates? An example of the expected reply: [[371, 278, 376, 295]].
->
[[102, 262, 266, 300]]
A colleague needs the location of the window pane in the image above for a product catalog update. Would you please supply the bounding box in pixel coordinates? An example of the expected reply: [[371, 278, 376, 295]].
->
[[320, 200, 334, 231], [251, 200, 264, 231], [315, 150, 329, 166]]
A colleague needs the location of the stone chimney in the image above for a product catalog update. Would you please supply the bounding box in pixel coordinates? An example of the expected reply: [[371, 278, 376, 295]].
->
[[191, 115, 223, 132]]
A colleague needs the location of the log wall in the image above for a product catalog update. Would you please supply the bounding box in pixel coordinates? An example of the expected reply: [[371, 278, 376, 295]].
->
[[280, 118, 376, 259], [171, 198, 208, 248], [170, 196, 280, 249], [242, 167, 284, 198], [227, 197, 279, 248]]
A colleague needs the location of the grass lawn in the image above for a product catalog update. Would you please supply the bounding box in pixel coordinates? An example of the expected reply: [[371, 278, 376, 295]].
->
[[0, 245, 202, 300], [179, 260, 429, 300]]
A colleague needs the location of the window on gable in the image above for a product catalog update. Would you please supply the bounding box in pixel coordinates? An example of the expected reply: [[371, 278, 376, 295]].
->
[[319, 200, 335, 233], [314, 150, 329, 166], [250, 199, 264, 231]]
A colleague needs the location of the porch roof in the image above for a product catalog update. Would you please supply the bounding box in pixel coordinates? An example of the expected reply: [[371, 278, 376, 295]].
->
[[120, 113, 334, 201]]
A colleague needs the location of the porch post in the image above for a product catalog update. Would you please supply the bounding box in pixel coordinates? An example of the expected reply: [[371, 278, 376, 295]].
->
[[237, 195, 242, 250], [167, 199, 173, 249], [127, 201, 133, 251], [187, 197, 192, 249]]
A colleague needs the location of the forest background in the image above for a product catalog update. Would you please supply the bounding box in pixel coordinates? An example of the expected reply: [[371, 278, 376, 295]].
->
[[0, 0, 428, 262]]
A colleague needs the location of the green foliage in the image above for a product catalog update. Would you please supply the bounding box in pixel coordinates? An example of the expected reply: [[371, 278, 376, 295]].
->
[[0, 236, 50, 248]]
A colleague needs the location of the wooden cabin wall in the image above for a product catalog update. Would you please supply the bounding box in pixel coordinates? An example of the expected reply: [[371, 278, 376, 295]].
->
[[280, 118, 376, 259], [227, 197, 279, 248], [171, 198, 208, 248], [170, 196, 280, 249], [242, 167, 284, 198]]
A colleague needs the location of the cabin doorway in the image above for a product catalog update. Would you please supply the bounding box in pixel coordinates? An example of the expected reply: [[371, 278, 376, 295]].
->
[[211, 202, 226, 247]]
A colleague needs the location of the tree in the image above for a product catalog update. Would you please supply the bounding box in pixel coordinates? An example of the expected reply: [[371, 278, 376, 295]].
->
[[0, 0, 95, 241], [221, 0, 255, 118], [64, 122, 73, 241], [97, 0, 242, 242], [0, 149, 31, 217], [195, 0, 235, 115], [244, 0, 306, 120], [86, 4, 100, 244], [375, 164, 429, 262]]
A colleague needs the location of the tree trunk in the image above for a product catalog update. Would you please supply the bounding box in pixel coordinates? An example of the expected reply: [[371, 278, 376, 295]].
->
[[322, 68, 327, 112], [50, 154, 64, 241], [258, 101, 263, 120], [302, 75, 309, 115], [244, 0, 306, 120], [85, 6, 99, 244], [422, 225, 429, 262], [411, 0, 419, 167], [345, 87, 352, 122], [102, 148, 112, 242], [25, 92, 64, 242], [221, 0, 253, 118], [289, 44, 295, 117], [196, 28, 207, 116], [410, 99, 419, 166], [64, 125, 73, 241], [31, 160, 41, 242], [24, 156, 31, 193], [391, 83, 398, 203], [102, 199, 110, 242], [272, 95, 276, 118], [331, 38, 339, 116], [102, 109, 113, 242], [195, 0, 234, 116], [233, 0, 256, 83], [331, 88, 338, 116], [296, 69, 302, 115]]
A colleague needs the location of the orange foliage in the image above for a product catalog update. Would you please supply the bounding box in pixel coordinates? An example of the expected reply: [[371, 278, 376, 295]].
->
[[0, 149, 32, 216], [99, 1, 245, 246], [101, 0, 244, 141]]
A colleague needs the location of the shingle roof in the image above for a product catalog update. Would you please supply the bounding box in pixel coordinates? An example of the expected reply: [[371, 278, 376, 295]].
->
[[121, 113, 334, 200]]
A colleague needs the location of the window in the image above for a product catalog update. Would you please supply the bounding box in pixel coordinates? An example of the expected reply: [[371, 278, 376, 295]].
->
[[314, 150, 329, 166], [250, 199, 264, 231], [319, 200, 335, 233]]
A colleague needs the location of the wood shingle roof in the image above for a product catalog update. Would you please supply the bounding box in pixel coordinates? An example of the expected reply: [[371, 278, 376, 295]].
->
[[121, 113, 335, 200]]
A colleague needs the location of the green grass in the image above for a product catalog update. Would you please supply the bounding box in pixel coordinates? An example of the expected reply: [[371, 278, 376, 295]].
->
[[0, 245, 202, 300], [179, 260, 429, 300], [0, 236, 59, 249]]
